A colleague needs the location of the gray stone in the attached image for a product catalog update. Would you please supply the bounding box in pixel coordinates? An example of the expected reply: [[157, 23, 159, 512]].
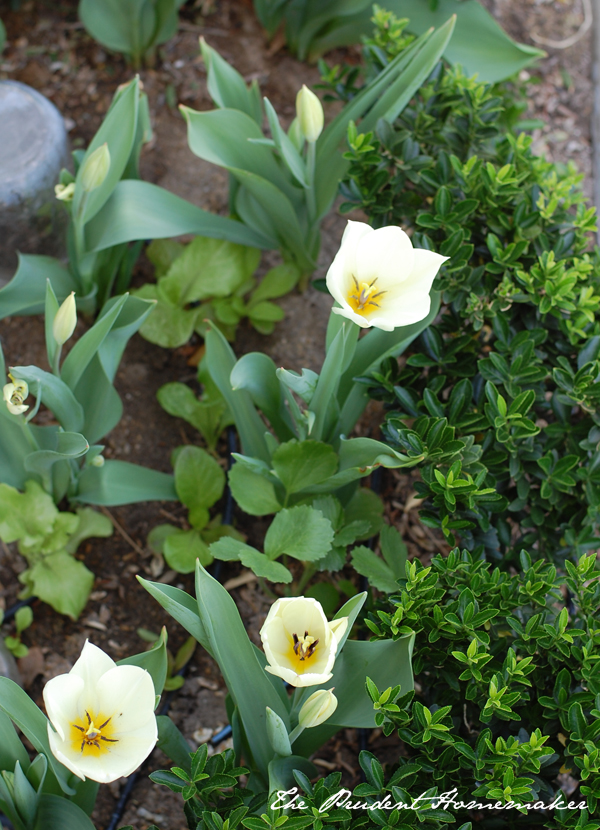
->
[[0, 80, 70, 282], [0, 637, 22, 686]]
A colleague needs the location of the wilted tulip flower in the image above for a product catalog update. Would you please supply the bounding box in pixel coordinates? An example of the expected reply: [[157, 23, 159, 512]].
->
[[260, 597, 347, 687], [43, 641, 158, 783], [52, 292, 77, 346], [3, 377, 29, 415], [298, 688, 338, 728], [326, 220, 448, 331]]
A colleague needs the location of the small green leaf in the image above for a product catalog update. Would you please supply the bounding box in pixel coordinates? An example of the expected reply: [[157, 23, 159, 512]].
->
[[264, 505, 334, 561]]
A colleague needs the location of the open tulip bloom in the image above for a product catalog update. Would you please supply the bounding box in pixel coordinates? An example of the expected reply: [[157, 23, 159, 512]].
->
[[327, 221, 448, 331], [43, 641, 158, 783], [260, 597, 348, 687]]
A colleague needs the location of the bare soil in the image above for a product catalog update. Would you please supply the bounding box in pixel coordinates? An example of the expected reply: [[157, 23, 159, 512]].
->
[[0, 0, 595, 828]]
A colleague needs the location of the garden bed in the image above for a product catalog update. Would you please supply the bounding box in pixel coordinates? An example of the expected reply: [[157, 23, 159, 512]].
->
[[0, 1, 596, 828]]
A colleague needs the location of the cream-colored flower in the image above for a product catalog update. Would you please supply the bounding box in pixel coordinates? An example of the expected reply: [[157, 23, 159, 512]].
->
[[43, 641, 158, 783], [326, 220, 448, 331], [260, 597, 348, 688], [52, 292, 77, 346], [55, 182, 76, 202], [3, 377, 29, 415], [296, 85, 324, 143], [298, 688, 338, 728]]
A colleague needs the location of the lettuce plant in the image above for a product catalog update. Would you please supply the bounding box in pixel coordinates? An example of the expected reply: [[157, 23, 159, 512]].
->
[[134, 237, 300, 348]]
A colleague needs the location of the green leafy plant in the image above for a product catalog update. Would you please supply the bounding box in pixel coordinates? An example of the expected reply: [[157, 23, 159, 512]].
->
[[184, 26, 455, 280], [0, 607, 33, 660], [134, 237, 300, 348], [253, 0, 543, 80], [0, 482, 112, 619], [78, 0, 185, 68], [147, 445, 243, 574], [137, 627, 196, 691], [1, 284, 176, 508], [362, 548, 600, 826], [339, 33, 600, 564]]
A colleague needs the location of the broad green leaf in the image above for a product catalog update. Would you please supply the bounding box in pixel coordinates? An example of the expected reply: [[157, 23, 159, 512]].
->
[[380, 524, 407, 578], [0, 480, 78, 556], [156, 715, 193, 772], [139, 579, 212, 656], [205, 325, 271, 464], [200, 37, 262, 123], [267, 755, 317, 795], [23, 432, 89, 485], [263, 97, 308, 188], [338, 436, 419, 472], [74, 459, 177, 505], [175, 445, 225, 512], [194, 563, 290, 779], [249, 263, 300, 305], [0, 254, 79, 320], [85, 179, 274, 252], [160, 237, 253, 305], [134, 284, 198, 348], [63, 507, 113, 555], [119, 627, 169, 695], [0, 709, 30, 773], [238, 548, 293, 583], [0, 679, 74, 795], [229, 462, 282, 516], [72, 77, 139, 226], [210, 537, 256, 561], [231, 353, 293, 440], [164, 529, 213, 573], [344, 487, 385, 536], [19, 552, 94, 620], [146, 238, 184, 278], [156, 381, 229, 452], [272, 439, 338, 494], [263, 505, 334, 561], [34, 793, 96, 830], [351, 546, 400, 594]]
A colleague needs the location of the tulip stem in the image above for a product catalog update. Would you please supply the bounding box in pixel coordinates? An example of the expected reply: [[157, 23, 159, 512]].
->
[[52, 345, 62, 377], [306, 141, 317, 226], [295, 563, 316, 596], [288, 723, 305, 745]]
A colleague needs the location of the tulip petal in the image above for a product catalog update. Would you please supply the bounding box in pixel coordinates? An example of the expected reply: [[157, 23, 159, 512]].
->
[[70, 641, 116, 687], [355, 226, 414, 288], [368, 290, 432, 331], [43, 674, 85, 741], [329, 617, 348, 646], [331, 306, 372, 328], [385, 248, 448, 300], [95, 666, 156, 733]]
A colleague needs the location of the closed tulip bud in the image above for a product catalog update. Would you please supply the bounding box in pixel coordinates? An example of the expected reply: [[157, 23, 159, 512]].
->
[[295, 85, 324, 143], [80, 143, 111, 193], [298, 688, 338, 729], [90, 454, 105, 468], [265, 707, 292, 757], [52, 292, 77, 346]]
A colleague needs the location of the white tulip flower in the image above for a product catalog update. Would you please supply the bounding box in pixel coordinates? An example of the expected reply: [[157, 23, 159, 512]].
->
[[326, 220, 449, 331], [3, 377, 29, 415], [43, 641, 158, 783], [260, 597, 348, 688]]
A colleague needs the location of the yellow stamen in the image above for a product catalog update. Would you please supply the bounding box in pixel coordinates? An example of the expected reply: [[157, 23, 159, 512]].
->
[[289, 631, 320, 671], [347, 276, 386, 315], [71, 710, 118, 756]]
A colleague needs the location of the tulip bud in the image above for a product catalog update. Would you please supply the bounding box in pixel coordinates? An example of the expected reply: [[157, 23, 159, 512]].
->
[[52, 292, 77, 346], [55, 182, 76, 202], [90, 454, 105, 468], [80, 143, 111, 193], [288, 117, 304, 152], [298, 688, 338, 729], [295, 86, 324, 143], [265, 707, 292, 757]]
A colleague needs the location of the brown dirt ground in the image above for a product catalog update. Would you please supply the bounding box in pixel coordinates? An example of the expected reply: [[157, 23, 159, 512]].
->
[[0, 0, 595, 827]]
